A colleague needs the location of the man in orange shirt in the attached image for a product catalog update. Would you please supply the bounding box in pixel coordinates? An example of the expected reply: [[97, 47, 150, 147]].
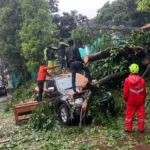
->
[[37, 60, 57, 102]]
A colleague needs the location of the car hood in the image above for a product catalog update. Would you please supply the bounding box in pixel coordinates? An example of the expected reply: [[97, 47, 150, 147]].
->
[[62, 89, 76, 95]]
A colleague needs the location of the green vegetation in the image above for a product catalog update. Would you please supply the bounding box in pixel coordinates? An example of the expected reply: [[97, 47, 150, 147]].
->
[[29, 102, 60, 131], [1, 0, 150, 149], [137, 0, 150, 12], [94, 0, 150, 27], [20, 0, 59, 71], [1, 92, 150, 149], [0, 0, 59, 73], [5, 80, 36, 112]]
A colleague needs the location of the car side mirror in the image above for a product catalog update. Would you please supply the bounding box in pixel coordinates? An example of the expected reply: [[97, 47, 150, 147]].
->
[[47, 87, 55, 92]]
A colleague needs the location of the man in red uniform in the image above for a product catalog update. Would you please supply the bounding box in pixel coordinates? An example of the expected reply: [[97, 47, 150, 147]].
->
[[37, 60, 57, 102], [123, 63, 147, 132]]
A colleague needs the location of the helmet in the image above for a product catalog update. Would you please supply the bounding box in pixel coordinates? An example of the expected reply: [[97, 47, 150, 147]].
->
[[129, 64, 139, 74]]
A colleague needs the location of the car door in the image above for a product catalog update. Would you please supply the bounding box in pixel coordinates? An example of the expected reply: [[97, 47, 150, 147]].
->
[[46, 79, 61, 99]]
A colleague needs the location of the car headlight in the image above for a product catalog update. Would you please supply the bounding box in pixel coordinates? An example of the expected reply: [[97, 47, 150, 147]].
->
[[75, 98, 83, 105]]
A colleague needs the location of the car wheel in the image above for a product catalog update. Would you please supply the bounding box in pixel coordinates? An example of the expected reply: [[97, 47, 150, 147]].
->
[[58, 104, 70, 125]]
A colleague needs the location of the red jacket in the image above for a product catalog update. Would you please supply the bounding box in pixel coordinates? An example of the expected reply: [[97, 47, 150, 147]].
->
[[37, 65, 56, 81], [123, 74, 147, 105]]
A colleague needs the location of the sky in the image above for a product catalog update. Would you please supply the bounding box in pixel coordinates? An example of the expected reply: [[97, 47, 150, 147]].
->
[[58, 0, 114, 19]]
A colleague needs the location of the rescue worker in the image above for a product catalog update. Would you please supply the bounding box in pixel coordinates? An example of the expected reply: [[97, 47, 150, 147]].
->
[[58, 39, 69, 70], [123, 63, 147, 132], [37, 60, 57, 102], [65, 39, 92, 94]]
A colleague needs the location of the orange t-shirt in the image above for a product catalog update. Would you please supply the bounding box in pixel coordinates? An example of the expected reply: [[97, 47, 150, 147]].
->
[[37, 65, 56, 81]]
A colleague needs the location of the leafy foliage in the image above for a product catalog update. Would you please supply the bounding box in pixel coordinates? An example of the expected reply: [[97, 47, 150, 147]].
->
[[137, 0, 150, 12], [0, 0, 25, 72], [0, 0, 59, 73], [20, 0, 59, 71], [5, 80, 36, 112], [131, 29, 150, 53], [87, 96, 116, 126], [48, 0, 59, 13], [95, 0, 150, 27], [71, 26, 93, 46], [53, 10, 88, 39], [1, 83, 150, 149], [2, 100, 149, 150], [29, 102, 60, 131]]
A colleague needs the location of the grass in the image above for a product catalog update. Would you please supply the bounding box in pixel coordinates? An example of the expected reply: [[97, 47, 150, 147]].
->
[[1, 101, 150, 150], [1, 81, 150, 149]]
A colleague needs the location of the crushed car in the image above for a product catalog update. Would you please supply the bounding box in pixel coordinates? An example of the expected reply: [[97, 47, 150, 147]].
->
[[34, 73, 115, 125]]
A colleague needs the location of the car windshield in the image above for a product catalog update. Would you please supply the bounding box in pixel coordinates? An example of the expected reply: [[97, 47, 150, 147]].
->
[[56, 77, 82, 90]]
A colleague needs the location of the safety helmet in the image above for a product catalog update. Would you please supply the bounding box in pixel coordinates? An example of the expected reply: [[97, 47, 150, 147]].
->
[[129, 64, 139, 74]]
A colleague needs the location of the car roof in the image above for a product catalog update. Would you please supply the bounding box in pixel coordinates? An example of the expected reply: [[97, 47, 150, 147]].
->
[[46, 73, 88, 87]]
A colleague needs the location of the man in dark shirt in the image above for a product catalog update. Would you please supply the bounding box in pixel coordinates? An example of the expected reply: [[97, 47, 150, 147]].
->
[[45, 43, 55, 65], [58, 39, 69, 70], [65, 39, 92, 93]]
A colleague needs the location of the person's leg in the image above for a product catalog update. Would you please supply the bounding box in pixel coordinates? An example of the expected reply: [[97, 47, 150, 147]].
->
[[62, 59, 65, 70], [137, 104, 145, 132], [52, 60, 57, 73], [70, 63, 77, 92], [38, 80, 44, 102], [48, 60, 53, 67], [78, 62, 92, 82], [125, 104, 136, 132], [83, 66, 92, 82], [48, 60, 57, 73], [59, 56, 63, 70]]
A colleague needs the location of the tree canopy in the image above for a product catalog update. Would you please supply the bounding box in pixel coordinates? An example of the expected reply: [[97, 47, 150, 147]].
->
[[95, 0, 150, 27], [53, 10, 88, 39], [20, 0, 58, 71], [137, 0, 150, 12], [0, 0, 59, 72], [0, 0, 25, 72]]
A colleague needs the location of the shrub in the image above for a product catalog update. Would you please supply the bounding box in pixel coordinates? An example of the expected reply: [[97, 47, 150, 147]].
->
[[29, 102, 60, 131], [5, 80, 36, 112]]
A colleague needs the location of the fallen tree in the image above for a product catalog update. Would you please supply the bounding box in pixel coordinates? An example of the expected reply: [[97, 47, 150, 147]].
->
[[89, 72, 128, 88], [79, 25, 150, 120], [84, 46, 146, 63]]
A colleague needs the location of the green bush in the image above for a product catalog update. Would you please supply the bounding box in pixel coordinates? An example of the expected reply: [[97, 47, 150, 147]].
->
[[87, 88, 125, 127], [29, 102, 60, 131], [87, 96, 114, 126], [5, 80, 36, 112]]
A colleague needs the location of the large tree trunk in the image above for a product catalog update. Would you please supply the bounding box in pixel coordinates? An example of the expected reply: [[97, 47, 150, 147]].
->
[[87, 72, 128, 88], [84, 46, 145, 63], [83, 46, 147, 88]]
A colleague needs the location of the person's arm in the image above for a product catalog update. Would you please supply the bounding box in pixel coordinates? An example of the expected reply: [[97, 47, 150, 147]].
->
[[44, 48, 47, 61], [143, 81, 147, 99], [46, 72, 52, 77], [46, 48, 48, 60], [75, 47, 84, 63], [45, 66, 57, 70], [65, 49, 69, 68], [123, 79, 129, 102]]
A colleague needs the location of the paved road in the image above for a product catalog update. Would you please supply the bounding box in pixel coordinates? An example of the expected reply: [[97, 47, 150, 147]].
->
[[0, 94, 12, 103]]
